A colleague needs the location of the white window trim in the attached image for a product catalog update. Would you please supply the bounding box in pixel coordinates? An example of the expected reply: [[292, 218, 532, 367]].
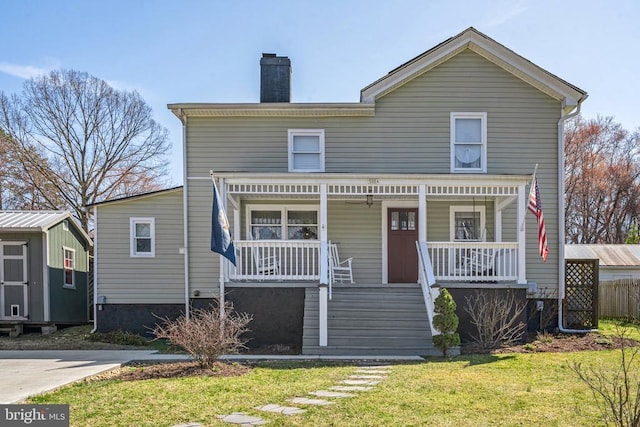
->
[[130, 217, 155, 257], [288, 129, 325, 172], [62, 246, 76, 289], [449, 206, 486, 241], [245, 204, 319, 240], [450, 112, 487, 173]]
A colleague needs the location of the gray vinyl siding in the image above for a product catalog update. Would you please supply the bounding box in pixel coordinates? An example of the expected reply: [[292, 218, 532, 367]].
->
[[96, 190, 185, 304], [185, 49, 562, 292]]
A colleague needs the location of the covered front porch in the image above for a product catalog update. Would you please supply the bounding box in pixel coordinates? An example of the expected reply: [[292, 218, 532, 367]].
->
[[215, 172, 530, 286], [213, 172, 531, 352]]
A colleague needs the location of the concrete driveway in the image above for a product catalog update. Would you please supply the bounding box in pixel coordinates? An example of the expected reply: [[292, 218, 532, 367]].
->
[[0, 350, 187, 403]]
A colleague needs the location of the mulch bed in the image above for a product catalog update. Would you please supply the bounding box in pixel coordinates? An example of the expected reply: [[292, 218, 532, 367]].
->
[[463, 332, 639, 355], [95, 361, 252, 381]]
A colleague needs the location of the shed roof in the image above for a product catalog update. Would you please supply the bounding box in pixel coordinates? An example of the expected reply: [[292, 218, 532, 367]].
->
[[565, 244, 640, 267], [0, 210, 92, 245]]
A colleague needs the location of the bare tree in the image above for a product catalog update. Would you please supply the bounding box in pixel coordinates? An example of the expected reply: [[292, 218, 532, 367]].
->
[[0, 70, 170, 230], [0, 130, 62, 210], [565, 116, 640, 243]]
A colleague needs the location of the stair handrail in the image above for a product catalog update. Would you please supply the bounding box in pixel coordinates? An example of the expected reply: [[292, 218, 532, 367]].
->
[[416, 240, 440, 335]]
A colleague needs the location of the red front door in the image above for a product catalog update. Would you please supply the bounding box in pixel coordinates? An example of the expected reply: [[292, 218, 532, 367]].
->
[[387, 208, 418, 283]]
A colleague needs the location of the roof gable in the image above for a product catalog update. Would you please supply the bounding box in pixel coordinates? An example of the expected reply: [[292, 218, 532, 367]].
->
[[360, 27, 587, 112]]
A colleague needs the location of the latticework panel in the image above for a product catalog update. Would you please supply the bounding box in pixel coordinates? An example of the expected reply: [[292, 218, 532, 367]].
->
[[564, 259, 599, 329]]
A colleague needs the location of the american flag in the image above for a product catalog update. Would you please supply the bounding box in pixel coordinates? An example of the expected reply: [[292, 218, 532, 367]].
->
[[528, 177, 548, 262]]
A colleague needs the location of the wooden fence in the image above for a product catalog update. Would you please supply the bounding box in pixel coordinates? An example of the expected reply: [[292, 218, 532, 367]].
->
[[598, 279, 640, 320]]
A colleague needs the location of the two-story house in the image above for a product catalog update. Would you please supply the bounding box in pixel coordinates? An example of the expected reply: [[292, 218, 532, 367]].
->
[[91, 27, 587, 355]]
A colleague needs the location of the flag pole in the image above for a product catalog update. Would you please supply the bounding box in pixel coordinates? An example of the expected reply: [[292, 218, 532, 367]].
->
[[211, 170, 226, 317]]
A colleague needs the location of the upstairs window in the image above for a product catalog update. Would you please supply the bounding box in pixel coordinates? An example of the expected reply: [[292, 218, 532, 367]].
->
[[130, 217, 155, 257], [63, 247, 75, 288], [451, 112, 487, 173], [288, 129, 325, 172]]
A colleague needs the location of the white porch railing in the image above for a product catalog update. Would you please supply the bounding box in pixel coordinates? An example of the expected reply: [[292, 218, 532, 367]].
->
[[416, 241, 439, 335], [230, 240, 320, 281], [428, 242, 519, 282]]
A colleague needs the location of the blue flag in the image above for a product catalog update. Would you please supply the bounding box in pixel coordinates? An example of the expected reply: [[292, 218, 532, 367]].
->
[[211, 181, 236, 266]]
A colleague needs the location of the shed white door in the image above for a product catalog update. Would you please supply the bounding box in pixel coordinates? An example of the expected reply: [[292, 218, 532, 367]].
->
[[0, 242, 28, 319]]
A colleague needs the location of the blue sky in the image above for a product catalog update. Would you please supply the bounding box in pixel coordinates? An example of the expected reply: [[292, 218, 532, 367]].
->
[[1, 0, 638, 185]]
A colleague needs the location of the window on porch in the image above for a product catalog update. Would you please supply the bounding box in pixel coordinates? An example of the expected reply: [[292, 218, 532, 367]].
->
[[249, 207, 318, 241]]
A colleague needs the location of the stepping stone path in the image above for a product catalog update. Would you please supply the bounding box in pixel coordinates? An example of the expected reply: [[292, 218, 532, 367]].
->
[[309, 390, 356, 398], [288, 397, 335, 406], [217, 364, 392, 425], [330, 385, 373, 391], [216, 413, 268, 425], [254, 404, 306, 415], [341, 379, 380, 385]]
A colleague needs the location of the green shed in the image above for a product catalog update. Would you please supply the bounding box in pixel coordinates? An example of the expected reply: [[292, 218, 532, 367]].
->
[[0, 211, 92, 335]]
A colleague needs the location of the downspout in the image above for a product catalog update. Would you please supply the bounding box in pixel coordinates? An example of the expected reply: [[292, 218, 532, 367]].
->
[[557, 94, 592, 333], [91, 206, 98, 333], [179, 109, 191, 320]]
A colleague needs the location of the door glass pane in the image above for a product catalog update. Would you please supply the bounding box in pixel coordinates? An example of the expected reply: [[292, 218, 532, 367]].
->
[[400, 212, 408, 230], [391, 212, 399, 230], [408, 212, 416, 230]]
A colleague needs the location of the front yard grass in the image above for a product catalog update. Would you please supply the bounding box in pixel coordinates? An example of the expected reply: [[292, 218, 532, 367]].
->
[[31, 351, 616, 427], [28, 319, 640, 426]]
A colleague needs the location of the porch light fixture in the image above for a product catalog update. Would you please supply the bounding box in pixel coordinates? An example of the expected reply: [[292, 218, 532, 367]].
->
[[366, 194, 374, 208]]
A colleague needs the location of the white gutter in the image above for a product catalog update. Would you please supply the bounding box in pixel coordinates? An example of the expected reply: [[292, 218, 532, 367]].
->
[[557, 95, 593, 333], [91, 206, 98, 333], [179, 110, 190, 320]]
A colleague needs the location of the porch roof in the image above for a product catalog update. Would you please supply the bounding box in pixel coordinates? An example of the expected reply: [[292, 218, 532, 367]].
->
[[208, 172, 531, 198]]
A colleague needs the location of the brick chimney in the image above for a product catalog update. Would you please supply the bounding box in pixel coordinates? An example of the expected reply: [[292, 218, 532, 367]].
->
[[260, 53, 291, 103]]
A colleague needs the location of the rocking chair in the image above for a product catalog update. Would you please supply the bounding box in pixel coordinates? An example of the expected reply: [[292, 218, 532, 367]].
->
[[330, 243, 354, 284]]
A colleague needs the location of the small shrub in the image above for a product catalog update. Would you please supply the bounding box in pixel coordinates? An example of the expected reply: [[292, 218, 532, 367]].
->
[[151, 300, 252, 368], [464, 290, 527, 350], [432, 288, 461, 357], [570, 324, 640, 427], [523, 343, 537, 352], [535, 331, 555, 344]]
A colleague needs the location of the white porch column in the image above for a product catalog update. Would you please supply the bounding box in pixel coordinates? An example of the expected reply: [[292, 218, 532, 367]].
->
[[319, 183, 328, 346], [517, 184, 527, 284], [495, 205, 502, 242], [418, 185, 427, 242]]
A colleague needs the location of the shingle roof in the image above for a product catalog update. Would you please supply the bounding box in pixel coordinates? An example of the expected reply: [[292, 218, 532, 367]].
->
[[565, 244, 640, 267]]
